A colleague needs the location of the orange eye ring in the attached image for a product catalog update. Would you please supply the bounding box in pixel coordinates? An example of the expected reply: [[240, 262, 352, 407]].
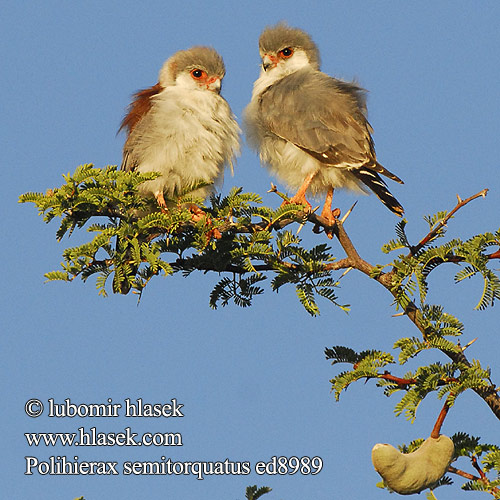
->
[[190, 68, 207, 80], [278, 47, 294, 58]]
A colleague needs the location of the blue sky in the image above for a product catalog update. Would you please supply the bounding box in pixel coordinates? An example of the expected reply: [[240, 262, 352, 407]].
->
[[2, 1, 499, 499]]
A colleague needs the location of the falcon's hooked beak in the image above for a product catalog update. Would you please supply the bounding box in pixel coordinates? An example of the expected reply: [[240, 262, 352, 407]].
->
[[206, 76, 221, 93], [262, 53, 279, 72]]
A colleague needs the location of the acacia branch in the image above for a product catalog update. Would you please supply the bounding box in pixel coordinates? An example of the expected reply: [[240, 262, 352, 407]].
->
[[378, 372, 415, 387], [397, 298, 500, 420], [42, 179, 500, 419], [471, 457, 500, 496], [409, 189, 489, 256], [488, 249, 500, 260], [448, 465, 500, 496], [431, 396, 453, 438], [322, 215, 500, 421], [448, 465, 479, 481], [422, 251, 500, 270], [471, 455, 488, 480], [376, 371, 459, 389]]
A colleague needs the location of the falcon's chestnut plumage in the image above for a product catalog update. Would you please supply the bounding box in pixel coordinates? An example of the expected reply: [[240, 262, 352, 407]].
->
[[120, 46, 240, 208], [244, 24, 404, 227]]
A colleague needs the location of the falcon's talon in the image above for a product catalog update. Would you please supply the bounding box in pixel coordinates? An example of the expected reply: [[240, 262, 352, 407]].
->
[[155, 191, 167, 209], [205, 228, 222, 242], [156, 195, 169, 214], [319, 203, 339, 239], [188, 204, 207, 223], [319, 206, 339, 225], [281, 197, 312, 210], [325, 229, 335, 239], [323, 215, 338, 239]]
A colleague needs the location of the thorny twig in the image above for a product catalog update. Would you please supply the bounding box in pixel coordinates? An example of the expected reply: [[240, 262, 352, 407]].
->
[[409, 188, 489, 256], [448, 458, 500, 497]]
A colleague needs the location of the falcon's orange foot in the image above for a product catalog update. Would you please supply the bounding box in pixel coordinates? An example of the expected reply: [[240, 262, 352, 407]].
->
[[155, 191, 168, 212], [279, 171, 317, 210], [316, 187, 340, 239], [187, 204, 222, 241], [280, 194, 312, 209], [318, 206, 340, 238], [188, 204, 206, 222], [206, 228, 222, 241]]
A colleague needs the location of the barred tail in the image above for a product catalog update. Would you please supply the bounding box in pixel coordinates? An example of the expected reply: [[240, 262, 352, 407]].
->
[[372, 161, 404, 185], [354, 168, 404, 216]]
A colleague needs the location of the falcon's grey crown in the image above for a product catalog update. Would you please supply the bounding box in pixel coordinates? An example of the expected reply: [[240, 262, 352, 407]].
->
[[259, 22, 320, 70], [159, 46, 226, 86]]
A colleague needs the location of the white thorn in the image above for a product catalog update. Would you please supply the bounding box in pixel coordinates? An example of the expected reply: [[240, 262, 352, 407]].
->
[[339, 267, 353, 279], [462, 337, 478, 351], [341, 201, 358, 223]]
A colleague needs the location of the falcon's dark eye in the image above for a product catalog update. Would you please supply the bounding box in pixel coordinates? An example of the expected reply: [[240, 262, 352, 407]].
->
[[190, 69, 207, 80], [279, 47, 294, 58]]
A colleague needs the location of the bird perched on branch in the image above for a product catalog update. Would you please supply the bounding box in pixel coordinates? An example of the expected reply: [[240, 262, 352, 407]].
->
[[244, 23, 404, 231], [119, 46, 240, 209]]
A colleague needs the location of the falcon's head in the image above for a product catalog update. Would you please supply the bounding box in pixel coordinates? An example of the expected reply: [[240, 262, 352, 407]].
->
[[119, 46, 226, 136], [258, 23, 320, 77], [159, 46, 226, 94]]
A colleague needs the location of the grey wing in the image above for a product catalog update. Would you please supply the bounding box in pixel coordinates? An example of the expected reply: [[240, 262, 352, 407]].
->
[[119, 103, 159, 172], [259, 71, 375, 164], [257, 70, 404, 215], [120, 116, 147, 172], [121, 147, 136, 172]]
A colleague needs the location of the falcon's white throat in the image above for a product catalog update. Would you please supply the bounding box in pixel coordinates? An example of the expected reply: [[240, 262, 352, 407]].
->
[[251, 49, 310, 99]]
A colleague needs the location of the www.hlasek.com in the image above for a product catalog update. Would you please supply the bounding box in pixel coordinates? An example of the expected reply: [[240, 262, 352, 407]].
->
[[25, 426, 182, 447]]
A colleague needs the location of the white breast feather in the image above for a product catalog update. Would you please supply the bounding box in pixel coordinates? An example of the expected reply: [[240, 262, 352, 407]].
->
[[133, 86, 240, 200]]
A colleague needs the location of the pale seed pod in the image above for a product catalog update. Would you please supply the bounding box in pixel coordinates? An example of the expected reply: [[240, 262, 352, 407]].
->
[[371, 435, 455, 495]]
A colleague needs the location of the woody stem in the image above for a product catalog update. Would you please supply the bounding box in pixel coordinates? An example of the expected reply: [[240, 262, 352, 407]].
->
[[431, 395, 453, 438]]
